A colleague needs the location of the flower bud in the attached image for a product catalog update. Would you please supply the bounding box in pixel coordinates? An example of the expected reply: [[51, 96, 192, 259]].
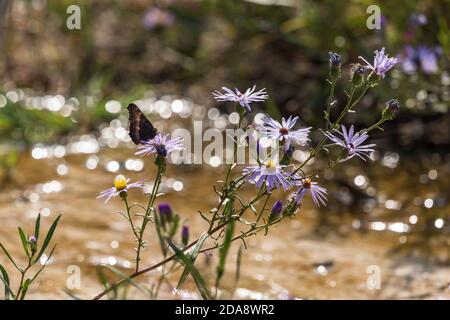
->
[[328, 52, 341, 79], [382, 99, 400, 120], [28, 235, 37, 254], [158, 203, 173, 228], [269, 200, 283, 223], [351, 64, 368, 86], [181, 225, 189, 246]]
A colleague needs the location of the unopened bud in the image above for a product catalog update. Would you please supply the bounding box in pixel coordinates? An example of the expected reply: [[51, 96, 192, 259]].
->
[[181, 225, 189, 246], [382, 99, 400, 120]]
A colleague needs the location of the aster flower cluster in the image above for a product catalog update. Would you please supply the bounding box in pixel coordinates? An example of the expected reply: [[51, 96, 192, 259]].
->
[[92, 48, 398, 300]]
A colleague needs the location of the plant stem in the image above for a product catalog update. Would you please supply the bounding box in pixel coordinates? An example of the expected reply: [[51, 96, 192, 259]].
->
[[135, 165, 164, 273], [93, 182, 270, 300]]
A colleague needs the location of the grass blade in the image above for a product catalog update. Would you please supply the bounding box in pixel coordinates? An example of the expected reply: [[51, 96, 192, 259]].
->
[[215, 218, 235, 288], [235, 245, 243, 284], [102, 265, 151, 298], [169, 241, 211, 300], [175, 233, 208, 290]]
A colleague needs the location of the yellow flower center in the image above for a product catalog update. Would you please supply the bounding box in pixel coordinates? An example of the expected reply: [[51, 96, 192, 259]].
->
[[114, 175, 127, 191], [264, 160, 277, 174]]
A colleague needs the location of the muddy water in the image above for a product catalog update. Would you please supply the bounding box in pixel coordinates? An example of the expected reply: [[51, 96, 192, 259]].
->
[[0, 147, 449, 300]]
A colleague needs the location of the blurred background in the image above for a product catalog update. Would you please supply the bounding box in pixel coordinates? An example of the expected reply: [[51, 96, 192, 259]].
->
[[0, 0, 448, 299]]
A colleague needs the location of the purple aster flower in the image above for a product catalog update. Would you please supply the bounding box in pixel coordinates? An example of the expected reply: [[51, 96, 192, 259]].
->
[[135, 133, 184, 157], [324, 125, 376, 162], [97, 175, 144, 203], [212, 85, 268, 111], [359, 47, 398, 78], [410, 13, 427, 26], [417, 46, 439, 74], [243, 159, 292, 191], [142, 7, 175, 30], [400, 46, 418, 74], [400, 45, 439, 75], [261, 115, 311, 150], [293, 178, 327, 207]]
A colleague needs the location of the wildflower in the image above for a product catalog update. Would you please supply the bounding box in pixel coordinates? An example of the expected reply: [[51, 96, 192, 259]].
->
[[28, 235, 37, 244], [351, 64, 369, 86], [269, 200, 283, 223], [97, 175, 144, 203], [359, 47, 398, 78], [181, 225, 189, 246], [28, 235, 37, 254], [212, 85, 268, 112], [158, 203, 173, 227], [328, 52, 341, 66], [328, 52, 341, 78], [142, 7, 175, 30], [243, 159, 292, 191], [400, 45, 439, 75], [135, 133, 183, 157], [410, 13, 427, 26], [382, 99, 400, 120], [293, 178, 327, 207], [261, 115, 311, 151], [324, 125, 376, 161]]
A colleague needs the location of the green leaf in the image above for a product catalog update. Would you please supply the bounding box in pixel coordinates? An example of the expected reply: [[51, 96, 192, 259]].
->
[[235, 245, 243, 285], [34, 213, 41, 242], [102, 265, 151, 298], [0, 243, 21, 272], [169, 241, 211, 300], [18, 227, 30, 258], [96, 266, 117, 300], [175, 233, 208, 290], [33, 214, 61, 264], [154, 211, 167, 256], [216, 219, 235, 287], [19, 279, 32, 300], [0, 264, 14, 300], [30, 245, 57, 283]]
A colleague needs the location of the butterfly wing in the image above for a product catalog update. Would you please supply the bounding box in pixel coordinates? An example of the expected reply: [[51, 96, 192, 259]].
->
[[127, 103, 158, 144]]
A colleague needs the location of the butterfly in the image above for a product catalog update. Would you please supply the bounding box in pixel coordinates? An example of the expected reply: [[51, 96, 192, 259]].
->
[[127, 103, 158, 145]]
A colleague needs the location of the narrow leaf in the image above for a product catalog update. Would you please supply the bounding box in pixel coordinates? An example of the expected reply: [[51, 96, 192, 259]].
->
[[34, 213, 41, 242], [176, 233, 208, 290], [169, 241, 211, 300], [0, 243, 21, 272], [235, 245, 243, 284], [102, 265, 151, 298], [18, 227, 30, 258], [0, 264, 14, 300], [19, 279, 31, 300], [34, 214, 61, 264], [216, 219, 235, 287]]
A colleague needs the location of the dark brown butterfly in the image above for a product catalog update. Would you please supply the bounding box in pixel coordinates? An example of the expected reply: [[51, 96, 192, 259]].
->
[[127, 103, 158, 145]]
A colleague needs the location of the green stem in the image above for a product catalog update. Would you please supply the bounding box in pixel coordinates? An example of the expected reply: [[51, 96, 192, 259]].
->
[[135, 165, 164, 273]]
